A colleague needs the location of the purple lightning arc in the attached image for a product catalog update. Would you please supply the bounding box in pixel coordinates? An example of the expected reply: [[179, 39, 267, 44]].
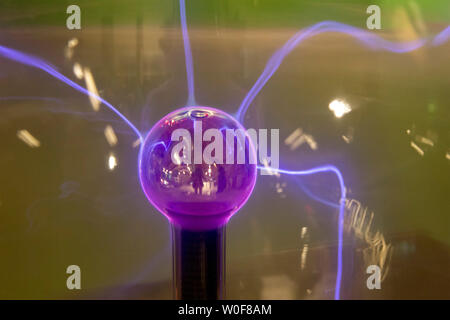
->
[[179, 0, 196, 106], [236, 20, 448, 123], [0, 0, 449, 300], [0, 45, 144, 143]]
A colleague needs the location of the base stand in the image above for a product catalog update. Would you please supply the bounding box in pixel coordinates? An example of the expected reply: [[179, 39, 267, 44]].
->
[[172, 225, 225, 300]]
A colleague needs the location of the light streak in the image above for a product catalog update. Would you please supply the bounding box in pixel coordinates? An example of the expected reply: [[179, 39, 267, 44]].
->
[[104, 125, 118, 146], [64, 38, 79, 60], [416, 135, 434, 147], [285, 128, 302, 146], [17, 129, 40, 148], [342, 135, 352, 144], [67, 38, 79, 49], [285, 128, 317, 151], [410, 141, 424, 156], [73, 63, 84, 79], [108, 153, 118, 170], [132, 138, 141, 148], [83, 67, 101, 111]]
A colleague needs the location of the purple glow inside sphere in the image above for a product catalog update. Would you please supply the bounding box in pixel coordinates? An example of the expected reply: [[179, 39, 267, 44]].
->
[[139, 106, 257, 231]]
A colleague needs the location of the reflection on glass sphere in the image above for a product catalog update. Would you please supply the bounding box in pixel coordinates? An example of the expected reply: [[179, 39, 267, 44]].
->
[[139, 106, 257, 230]]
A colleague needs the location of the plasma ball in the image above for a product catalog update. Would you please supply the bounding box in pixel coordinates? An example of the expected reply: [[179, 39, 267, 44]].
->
[[139, 106, 257, 231]]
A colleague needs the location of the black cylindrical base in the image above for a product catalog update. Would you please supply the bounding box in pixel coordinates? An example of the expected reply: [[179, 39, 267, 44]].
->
[[172, 225, 225, 300]]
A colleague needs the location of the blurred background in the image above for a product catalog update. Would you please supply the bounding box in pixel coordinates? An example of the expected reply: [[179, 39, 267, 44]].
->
[[0, 0, 449, 299]]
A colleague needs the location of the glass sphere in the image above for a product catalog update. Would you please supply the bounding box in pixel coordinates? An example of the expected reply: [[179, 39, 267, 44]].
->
[[139, 106, 257, 231]]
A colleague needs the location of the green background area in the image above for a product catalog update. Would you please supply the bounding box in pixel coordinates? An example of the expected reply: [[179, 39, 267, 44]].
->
[[1, 0, 449, 29]]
